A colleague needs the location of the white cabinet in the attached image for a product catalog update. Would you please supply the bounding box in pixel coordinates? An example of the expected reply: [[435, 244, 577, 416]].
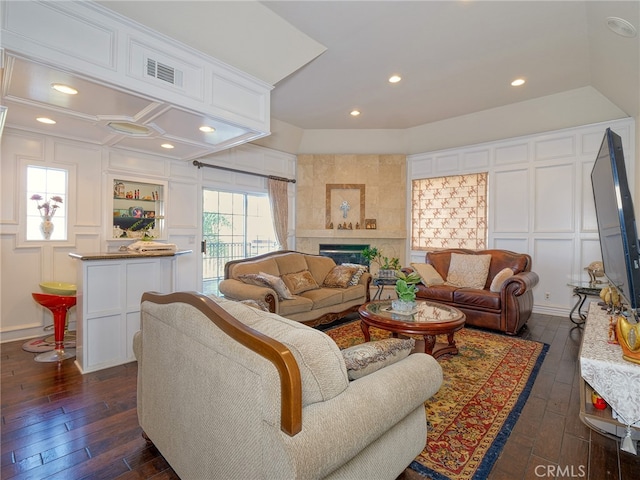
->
[[73, 253, 178, 373]]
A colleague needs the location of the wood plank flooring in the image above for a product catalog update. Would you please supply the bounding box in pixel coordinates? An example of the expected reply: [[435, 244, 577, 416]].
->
[[2, 312, 639, 479]]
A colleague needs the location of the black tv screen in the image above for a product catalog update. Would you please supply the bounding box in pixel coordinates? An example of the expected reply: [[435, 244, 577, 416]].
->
[[591, 128, 640, 315]]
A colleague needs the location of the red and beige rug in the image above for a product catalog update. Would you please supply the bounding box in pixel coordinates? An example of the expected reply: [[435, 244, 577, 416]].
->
[[324, 321, 548, 480]]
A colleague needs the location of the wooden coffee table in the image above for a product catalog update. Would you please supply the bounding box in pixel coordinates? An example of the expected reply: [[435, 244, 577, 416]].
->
[[358, 300, 466, 358]]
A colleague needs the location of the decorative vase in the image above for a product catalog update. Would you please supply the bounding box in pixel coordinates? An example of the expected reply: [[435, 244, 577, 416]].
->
[[391, 299, 417, 313], [40, 217, 54, 240]]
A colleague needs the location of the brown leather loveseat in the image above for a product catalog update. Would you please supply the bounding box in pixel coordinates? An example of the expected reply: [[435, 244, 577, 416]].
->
[[410, 249, 539, 335]]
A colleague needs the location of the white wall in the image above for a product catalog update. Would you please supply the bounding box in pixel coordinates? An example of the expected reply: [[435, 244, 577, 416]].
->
[[408, 118, 636, 316], [0, 130, 296, 342], [2, 117, 636, 341]]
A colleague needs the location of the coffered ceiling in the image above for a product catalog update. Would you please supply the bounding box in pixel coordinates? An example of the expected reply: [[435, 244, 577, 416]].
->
[[1, 1, 638, 159]]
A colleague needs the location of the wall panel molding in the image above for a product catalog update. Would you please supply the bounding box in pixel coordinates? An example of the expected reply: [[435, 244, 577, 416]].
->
[[409, 117, 635, 315]]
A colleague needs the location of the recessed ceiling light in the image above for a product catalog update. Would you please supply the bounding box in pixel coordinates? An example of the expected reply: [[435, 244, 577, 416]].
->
[[511, 78, 526, 87], [161, 143, 175, 149], [51, 83, 78, 95], [36, 117, 56, 124], [606, 17, 637, 38], [199, 126, 215, 133], [388, 75, 402, 83], [350, 110, 361, 117]]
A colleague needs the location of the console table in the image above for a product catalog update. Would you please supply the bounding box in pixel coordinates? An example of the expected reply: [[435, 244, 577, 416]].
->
[[568, 282, 603, 325], [372, 276, 397, 301], [579, 302, 640, 453]]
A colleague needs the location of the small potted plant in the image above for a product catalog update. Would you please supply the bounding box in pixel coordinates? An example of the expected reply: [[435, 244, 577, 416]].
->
[[392, 271, 421, 313], [362, 246, 400, 278]]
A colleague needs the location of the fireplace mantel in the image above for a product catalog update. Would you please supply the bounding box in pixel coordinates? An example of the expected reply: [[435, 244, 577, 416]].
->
[[296, 229, 406, 239]]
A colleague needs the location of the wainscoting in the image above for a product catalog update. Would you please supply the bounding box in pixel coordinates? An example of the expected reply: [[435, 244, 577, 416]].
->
[[408, 117, 636, 318]]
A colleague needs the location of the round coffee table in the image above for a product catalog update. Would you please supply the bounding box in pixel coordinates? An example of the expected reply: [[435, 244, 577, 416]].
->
[[358, 300, 466, 358]]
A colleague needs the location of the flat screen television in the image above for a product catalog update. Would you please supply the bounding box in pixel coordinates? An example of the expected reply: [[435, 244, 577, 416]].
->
[[591, 128, 640, 319]]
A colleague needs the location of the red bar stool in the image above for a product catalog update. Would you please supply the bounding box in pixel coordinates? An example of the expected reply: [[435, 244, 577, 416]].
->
[[39, 282, 77, 347], [32, 292, 77, 362]]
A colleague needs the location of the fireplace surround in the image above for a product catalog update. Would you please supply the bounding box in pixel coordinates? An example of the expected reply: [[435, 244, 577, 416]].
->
[[319, 244, 370, 266]]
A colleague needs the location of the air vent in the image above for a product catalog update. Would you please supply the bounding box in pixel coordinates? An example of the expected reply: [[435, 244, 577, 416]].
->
[[146, 58, 183, 87]]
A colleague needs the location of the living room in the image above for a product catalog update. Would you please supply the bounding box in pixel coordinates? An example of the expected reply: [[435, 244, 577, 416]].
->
[[1, 1, 640, 478]]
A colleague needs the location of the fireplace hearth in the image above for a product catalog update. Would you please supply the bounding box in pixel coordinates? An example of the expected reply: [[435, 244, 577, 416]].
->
[[319, 244, 369, 266]]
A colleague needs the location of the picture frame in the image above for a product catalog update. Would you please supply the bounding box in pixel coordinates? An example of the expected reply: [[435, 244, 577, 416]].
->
[[365, 218, 377, 229]]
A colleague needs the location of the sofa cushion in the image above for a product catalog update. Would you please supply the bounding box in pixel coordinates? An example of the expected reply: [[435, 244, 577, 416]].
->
[[282, 270, 320, 294], [445, 253, 491, 289], [341, 338, 415, 380], [238, 272, 295, 300], [322, 265, 358, 288], [342, 284, 367, 303], [411, 263, 445, 287], [490, 267, 514, 292], [230, 257, 280, 278], [342, 263, 369, 286], [211, 296, 349, 405], [300, 287, 344, 309], [305, 255, 337, 285], [453, 289, 501, 310], [274, 252, 310, 275], [278, 296, 314, 316], [416, 284, 456, 303]]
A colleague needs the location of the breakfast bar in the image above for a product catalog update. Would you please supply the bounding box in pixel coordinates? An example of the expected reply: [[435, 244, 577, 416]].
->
[[70, 250, 191, 373]]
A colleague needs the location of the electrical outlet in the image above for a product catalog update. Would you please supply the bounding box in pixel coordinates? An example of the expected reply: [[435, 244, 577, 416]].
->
[[544, 292, 550, 300]]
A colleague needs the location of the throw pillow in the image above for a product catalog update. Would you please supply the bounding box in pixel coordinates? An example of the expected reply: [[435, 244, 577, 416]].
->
[[237, 272, 295, 300], [281, 270, 320, 294], [323, 265, 358, 288], [490, 267, 514, 292], [445, 253, 491, 289], [410, 262, 445, 287], [239, 299, 270, 311], [342, 338, 415, 380], [342, 263, 369, 286]]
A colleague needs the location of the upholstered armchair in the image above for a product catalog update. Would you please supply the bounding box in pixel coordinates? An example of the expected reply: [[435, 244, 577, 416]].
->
[[134, 291, 443, 480]]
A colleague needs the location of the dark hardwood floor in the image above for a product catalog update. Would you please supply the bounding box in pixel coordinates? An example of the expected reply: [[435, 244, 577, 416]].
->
[[2, 312, 639, 479]]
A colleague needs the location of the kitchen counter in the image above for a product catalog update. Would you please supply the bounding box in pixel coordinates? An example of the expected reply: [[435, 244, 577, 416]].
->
[[69, 249, 192, 261], [70, 249, 191, 373]]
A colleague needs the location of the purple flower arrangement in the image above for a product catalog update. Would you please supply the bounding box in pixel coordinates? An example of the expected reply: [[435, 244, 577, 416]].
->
[[30, 194, 63, 218]]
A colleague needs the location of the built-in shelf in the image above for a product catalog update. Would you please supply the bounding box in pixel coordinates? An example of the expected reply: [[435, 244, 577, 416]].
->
[[296, 229, 406, 239]]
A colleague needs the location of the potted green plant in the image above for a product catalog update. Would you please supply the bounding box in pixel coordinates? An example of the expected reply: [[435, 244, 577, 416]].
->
[[362, 247, 400, 278], [392, 271, 421, 312]]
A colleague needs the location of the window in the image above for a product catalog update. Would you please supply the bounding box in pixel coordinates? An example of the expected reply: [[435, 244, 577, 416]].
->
[[202, 189, 278, 295], [26, 166, 68, 241], [412, 172, 487, 250]]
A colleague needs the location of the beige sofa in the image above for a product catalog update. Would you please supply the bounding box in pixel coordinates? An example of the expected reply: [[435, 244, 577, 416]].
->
[[219, 250, 372, 327], [135, 291, 443, 480]]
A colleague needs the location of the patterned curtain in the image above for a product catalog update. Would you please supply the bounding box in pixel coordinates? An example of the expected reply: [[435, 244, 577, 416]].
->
[[412, 172, 487, 250], [267, 177, 289, 250]]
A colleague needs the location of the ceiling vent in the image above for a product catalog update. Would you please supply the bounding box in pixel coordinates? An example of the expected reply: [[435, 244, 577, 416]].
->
[[146, 58, 183, 87]]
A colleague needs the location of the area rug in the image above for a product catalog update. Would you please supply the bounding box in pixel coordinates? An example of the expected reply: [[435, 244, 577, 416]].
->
[[324, 321, 548, 480]]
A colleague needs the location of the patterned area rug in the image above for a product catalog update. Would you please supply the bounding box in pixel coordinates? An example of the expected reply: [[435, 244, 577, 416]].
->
[[324, 321, 548, 480]]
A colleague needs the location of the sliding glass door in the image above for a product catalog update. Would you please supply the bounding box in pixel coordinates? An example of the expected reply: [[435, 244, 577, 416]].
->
[[202, 188, 278, 296]]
